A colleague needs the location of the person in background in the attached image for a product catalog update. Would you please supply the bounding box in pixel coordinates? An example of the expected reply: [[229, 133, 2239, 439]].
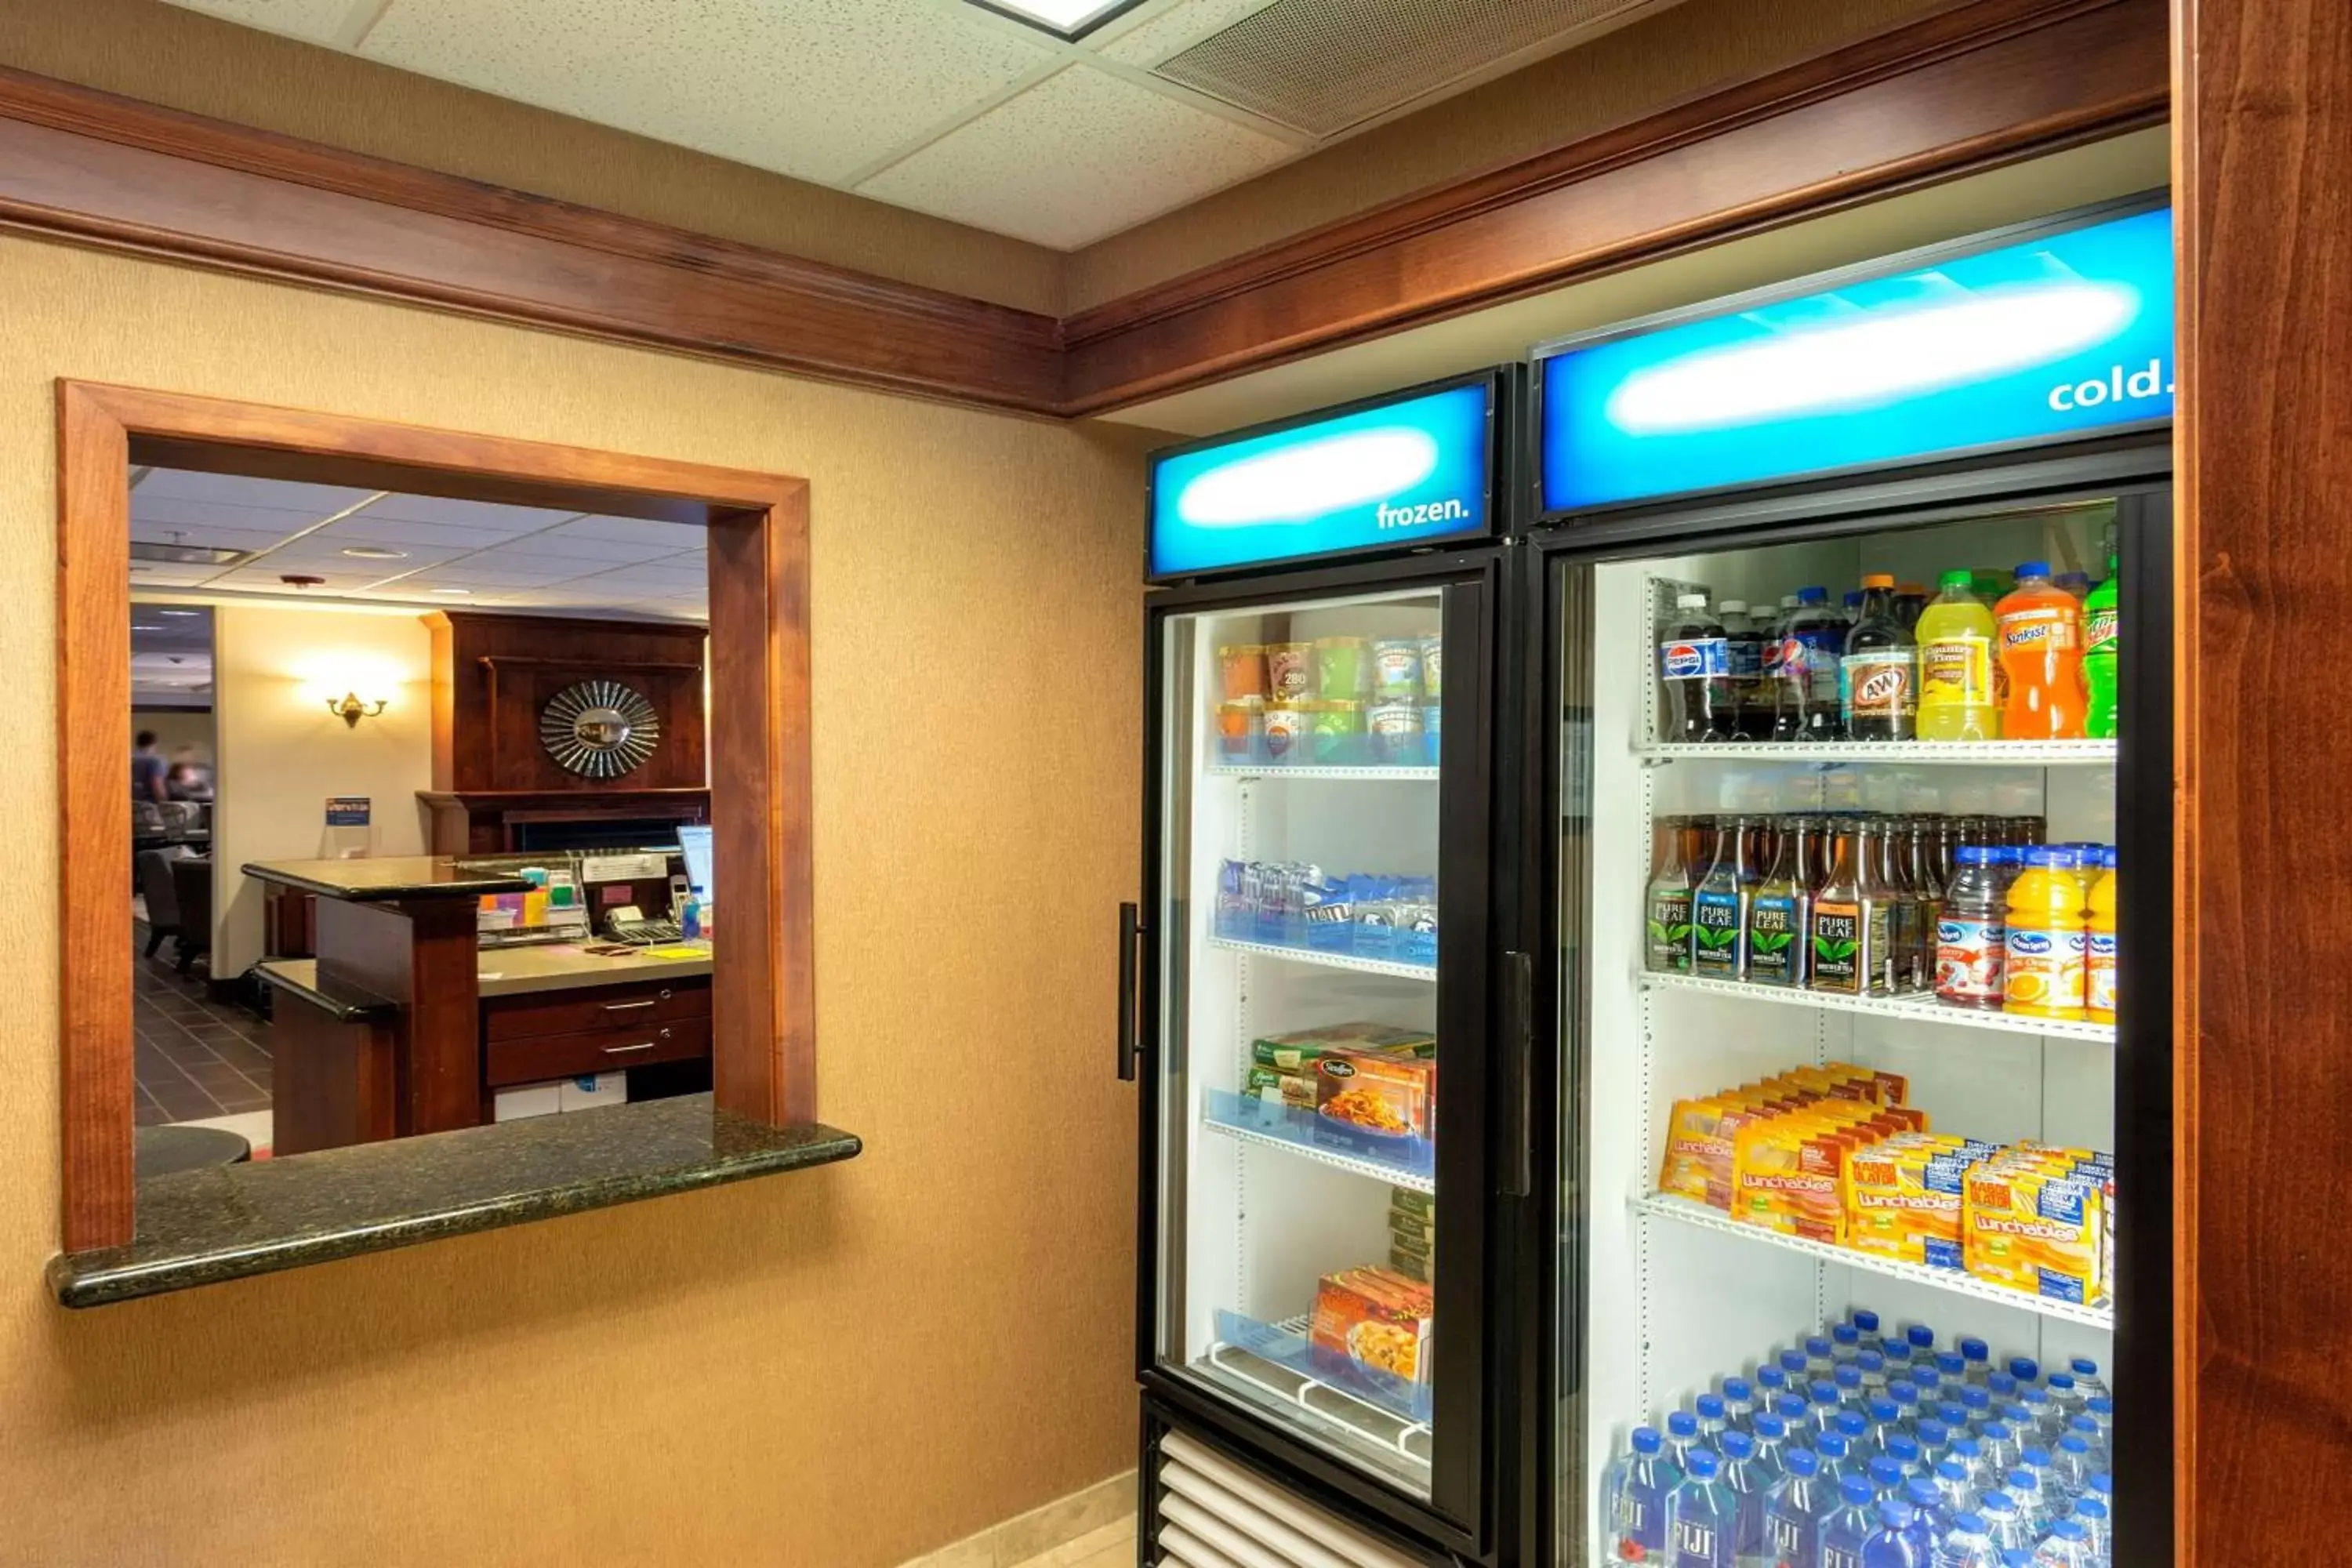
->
[[165, 747, 213, 802], [131, 731, 168, 804]]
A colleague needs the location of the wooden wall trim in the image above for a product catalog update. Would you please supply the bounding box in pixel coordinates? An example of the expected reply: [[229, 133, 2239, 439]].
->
[[0, 0, 2166, 420]]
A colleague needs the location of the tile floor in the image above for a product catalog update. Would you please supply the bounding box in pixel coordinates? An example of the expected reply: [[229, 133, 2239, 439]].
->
[[1007, 1518, 1134, 1568], [131, 925, 274, 1124]]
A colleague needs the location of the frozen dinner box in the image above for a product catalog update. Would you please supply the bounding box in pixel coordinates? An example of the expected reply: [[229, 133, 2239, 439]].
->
[[1311, 1266, 1435, 1386]]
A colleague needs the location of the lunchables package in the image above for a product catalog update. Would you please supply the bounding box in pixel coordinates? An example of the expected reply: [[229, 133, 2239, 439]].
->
[[1845, 1133, 1988, 1270], [1963, 1151, 2107, 1304]]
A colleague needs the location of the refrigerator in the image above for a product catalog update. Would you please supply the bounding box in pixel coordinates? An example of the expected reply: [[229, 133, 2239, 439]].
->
[[1530, 199, 2176, 1568], [1126, 369, 1530, 1565]]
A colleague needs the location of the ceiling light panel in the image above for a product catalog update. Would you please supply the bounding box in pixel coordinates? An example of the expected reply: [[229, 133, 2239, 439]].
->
[[967, 0, 1138, 38], [358, 0, 1056, 187], [857, 63, 1293, 246]]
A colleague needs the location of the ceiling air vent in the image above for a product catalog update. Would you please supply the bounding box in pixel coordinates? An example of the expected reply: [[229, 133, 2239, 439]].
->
[[130, 539, 250, 566], [1153, 0, 1676, 138]]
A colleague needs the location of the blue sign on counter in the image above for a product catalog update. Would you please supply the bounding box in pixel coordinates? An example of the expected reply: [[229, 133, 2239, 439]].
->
[[1149, 379, 1494, 578], [1537, 204, 2175, 513]]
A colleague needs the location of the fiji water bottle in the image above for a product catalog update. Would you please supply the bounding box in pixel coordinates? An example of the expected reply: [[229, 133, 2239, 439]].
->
[[1907, 1325, 1939, 1357], [1783, 1349, 1816, 1383], [2007, 1357, 2041, 1388], [2049, 1436, 2096, 1504], [1865, 1399, 1906, 1458], [1987, 1372, 2020, 1403], [1936, 1353, 1969, 1386], [2014, 1388, 2057, 1441], [1890, 1382, 1926, 1432], [1757, 1364, 1791, 1404], [2082, 1398, 2114, 1455], [1610, 1427, 1679, 1566], [1958, 1338, 1991, 1385], [1835, 1366, 1867, 1406], [1929, 1458, 1975, 1519], [1668, 1411, 1704, 1471], [1977, 1421, 2021, 1476], [2068, 1497, 2111, 1566], [2015, 1449, 2059, 1515], [1911, 1367, 1945, 1403], [1945, 1438, 1988, 1492], [1882, 1436, 1924, 1483], [1806, 1338, 1838, 1376], [1858, 1352, 1891, 1395], [1903, 1477, 1954, 1554], [1836, 1412, 1871, 1460], [1940, 1512, 2001, 1568], [1860, 1499, 1925, 1568], [1749, 1413, 1791, 1488], [1851, 1308, 1883, 1338], [2063, 1417, 2107, 1470], [1719, 1431, 1770, 1568], [2066, 1358, 2109, 1401], [1833, 1323, 1864, 1363], [1813, 1383, 1849, 1434], [1959, 1386, 1993, 1426], [1867, 1459, 1907, 1503], [1667, 1448, 1738, 1568], [1820, 1475, 1881, 1568], [1698, 1394, 1733, 1445], [2029, 1519, 2091, 1568], [1933, 1403, 1970, 1440], [2042, 1374, 2085, 1425], [1817, 1433, 1864, 1492], [1722, 1376, 1759, 1432], [1914, 1420, 1952, 1471], [1764, 1446, 1830, 1568], [1777, 1394, 1815, 1432], [1882, 1343, 1917, 1379], [1998, 1468, 2050, 1532], [1976, 1493, 2031, 1555]]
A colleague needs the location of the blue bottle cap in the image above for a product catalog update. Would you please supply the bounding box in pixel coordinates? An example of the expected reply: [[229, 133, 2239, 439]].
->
[[1722, 1430, 1755, 1461], [1833, 1323, 1860, 1346], [1697, 1393, 1726, 1420], [1936, 1352, 1967, 1377], [1904, 1479, 1940, 1506], [1936, 1460, 1970, 1484], [1961, 1387, 1992, 1412], [1835, 1366, 1863, 1391], [1867, 1398, 1899, 1422], [1758, 1364, 1788, 1390], [2002, 1553, 2036, 1568], [1917, 1420, 1949, 1447], [1818, 1435, 1850, 1460], [2087, 1396, 2114, 1417], [1868, 1458, 1903, 1488], [1798, 586, 1828, 604], [1813, 1381, 1842, 1406], [1668, 1411, 1699, 1437], [1754, 1414, 1787, 1441], [2089, 1472, 2114, 1497], [1980, 1494, 2017, 1517], [1784, 1448, 1820, 1477], [1687, 1449, 1720, 1479], [2060, 1436, 2090, 1456], [2020, 1388, 2050, 1409], [2070, 1415, 2099, 1436], [1961, 1336, 1990, 1362], [2009, 1356, 2041, 1383], [2045, 1373, 2076, 1394], [1632, 1426, 1661, 1454], [1838, 1475, 1875, 1506], [1806, 1336, 1833, 1358], [2052, 1521, 2087, 1542], [1722, 1377, 1753, 1403], [1982, 1422, 2014, 1442], [2071, 1356, 2100, 1378], [1950, 1439, 1983, 1461], [1781, 1350, 1810, 1374], [1955, 1512, 1987, 1534], [1881, 1501, 1914, 1526], [1857, 1351, 1886, 1373], [1777, 1395, 1810, 1421], [2005, 1469, 2036, 1491], [1936, 1402, 1968, 1428], [1890, 1381, 1920, 1405], [1837, 1412, 1867, 1439], [2001, 1404, 2033, 1427], [1882, 1338, 1912, 1362], [2016, 561, 2051, 579], [1913, 1368, 1943, 1393], [1844, 590, 1864, 607], [1987, 1372, 2018, 1398], [2022, 1446, 2052, 1468], [1907, 1324, 1936, 1350], [2075, 1497, 2110, 1522], [1886, 1436, 1920, 1466], [1852, 1309, 1880, 1332]]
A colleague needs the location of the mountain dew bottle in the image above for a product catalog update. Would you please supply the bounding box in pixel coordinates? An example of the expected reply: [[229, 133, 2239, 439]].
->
[[2082, 556, 2120, 740]]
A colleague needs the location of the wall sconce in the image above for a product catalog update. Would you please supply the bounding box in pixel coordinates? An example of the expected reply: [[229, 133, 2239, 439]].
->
[[326, 691, 389, 728]]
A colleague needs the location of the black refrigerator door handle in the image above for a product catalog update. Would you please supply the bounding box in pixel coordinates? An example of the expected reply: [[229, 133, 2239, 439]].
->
[[1117, 902, 1145, 1083], [1499, 949, 1534, 1197]]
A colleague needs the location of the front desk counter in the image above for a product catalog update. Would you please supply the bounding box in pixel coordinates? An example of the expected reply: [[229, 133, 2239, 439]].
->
[[256, 927, 713, 1154]]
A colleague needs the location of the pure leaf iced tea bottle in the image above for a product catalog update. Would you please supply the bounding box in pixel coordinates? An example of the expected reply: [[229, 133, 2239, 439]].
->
[[1748, 816, 1813, 987], [1871, 819, 1922, 995], [1691, 814, 1755, 978], [1810, 821, 1890, 996], [1646, 815, 1696, 973]]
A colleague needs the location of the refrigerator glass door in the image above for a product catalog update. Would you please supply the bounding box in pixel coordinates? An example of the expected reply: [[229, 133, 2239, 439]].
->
[[1154, 583, 1460, 1504], [1560, 498, 2154, 1565]]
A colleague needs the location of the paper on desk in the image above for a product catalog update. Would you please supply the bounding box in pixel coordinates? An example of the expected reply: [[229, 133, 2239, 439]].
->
[[642, 945, 709, 960]]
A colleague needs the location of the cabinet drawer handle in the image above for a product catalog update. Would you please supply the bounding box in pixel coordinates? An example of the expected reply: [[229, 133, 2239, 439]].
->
[[604, 1040, 658, 1055], [603, 999, 657, 1014]]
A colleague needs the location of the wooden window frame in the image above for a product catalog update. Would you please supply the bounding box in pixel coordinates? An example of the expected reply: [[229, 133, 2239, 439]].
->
[[57, 381, 815, 1254]]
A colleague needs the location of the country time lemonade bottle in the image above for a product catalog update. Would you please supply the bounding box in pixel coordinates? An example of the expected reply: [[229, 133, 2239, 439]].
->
[[1915, 570, 2000, 741]]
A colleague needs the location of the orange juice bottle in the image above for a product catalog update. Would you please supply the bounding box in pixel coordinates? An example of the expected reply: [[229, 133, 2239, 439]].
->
[[1994, 561, 2087, 739], [2085, 848, 2118, 1025], [2002, 846, 2089, 1019]]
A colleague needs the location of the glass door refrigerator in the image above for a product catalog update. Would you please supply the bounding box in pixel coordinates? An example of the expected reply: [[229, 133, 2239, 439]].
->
[[1529, 201, 2176, 1568], [1126, 371, 1525, 1563]]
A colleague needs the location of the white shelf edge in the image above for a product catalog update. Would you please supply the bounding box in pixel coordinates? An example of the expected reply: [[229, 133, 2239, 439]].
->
[[1208, 936, 1437, 982], [1205, 764, 1439, 781], [1635, 1192, 2114, 1330], [1202, 1111, 1436, 1194], [1201, 1313, 1435, 1468], [1633, 739, 2118, 765], [1642, 969, 2116, 1043]]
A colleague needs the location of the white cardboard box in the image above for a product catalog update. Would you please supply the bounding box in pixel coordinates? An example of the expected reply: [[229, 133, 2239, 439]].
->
[[492, 1082, 562, 1122], [557, 1072, 628, 1112]]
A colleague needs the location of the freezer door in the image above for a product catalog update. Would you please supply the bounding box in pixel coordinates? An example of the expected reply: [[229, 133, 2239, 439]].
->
[[1143, 566, 1495, 1535]]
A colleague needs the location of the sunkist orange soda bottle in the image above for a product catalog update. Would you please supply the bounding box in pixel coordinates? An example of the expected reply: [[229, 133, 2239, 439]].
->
[[1994, 560, 2086, 739]]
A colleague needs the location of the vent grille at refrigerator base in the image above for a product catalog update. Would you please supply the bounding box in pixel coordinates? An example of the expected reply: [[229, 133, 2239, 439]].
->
[[1156, 1429, 1432, 1567]]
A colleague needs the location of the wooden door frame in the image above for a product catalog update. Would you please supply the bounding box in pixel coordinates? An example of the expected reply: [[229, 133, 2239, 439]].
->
[[59, 380, 815, 1253]]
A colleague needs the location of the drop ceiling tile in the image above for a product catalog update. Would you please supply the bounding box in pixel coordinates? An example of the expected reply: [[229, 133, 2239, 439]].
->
[[125, 567, 215, 587], [549, 517, 713, 549], [352, 494, 583, 533], [209, 567, 389, 592], [130, 522, 295, 553], [1094, 0, 1273, 65], [317, 516, 550, 550], [155, 0, 365, 45], [359, 0, 1056, 187], [504, 526, 697, 563], [129, 497, 327, 537], [857, 63, 1294, 246], [134, 467, 379, 516]]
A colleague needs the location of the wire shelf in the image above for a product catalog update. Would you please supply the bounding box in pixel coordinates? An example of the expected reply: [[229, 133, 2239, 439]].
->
[[1203, 1095, 1436, 1193], [1205, 764, 1440, 781], [1208, 936, 1436, 982], [1642, 970, 2116, 1044], [1201, 1312, 1435, 1472], [1635, 739, 2117, 766]]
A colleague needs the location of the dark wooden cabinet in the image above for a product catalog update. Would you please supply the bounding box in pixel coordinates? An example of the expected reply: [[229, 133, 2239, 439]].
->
[[479, 977, 713, 1091]]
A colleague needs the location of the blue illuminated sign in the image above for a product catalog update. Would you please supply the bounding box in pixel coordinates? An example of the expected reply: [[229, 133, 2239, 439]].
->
[[1149, 380, 1492, 578], [1538, 205, 2174, 513]]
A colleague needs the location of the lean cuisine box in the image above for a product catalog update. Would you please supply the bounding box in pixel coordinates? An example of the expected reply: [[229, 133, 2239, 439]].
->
[[1310, 1266, 1434, 1387]]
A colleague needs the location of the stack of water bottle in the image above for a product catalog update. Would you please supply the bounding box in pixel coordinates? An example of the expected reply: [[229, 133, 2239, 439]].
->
[[1603, 1310, 2117, 1567]]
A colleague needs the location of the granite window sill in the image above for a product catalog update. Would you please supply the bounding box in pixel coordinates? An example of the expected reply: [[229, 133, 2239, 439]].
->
[[49, 1094, 859, 1308]]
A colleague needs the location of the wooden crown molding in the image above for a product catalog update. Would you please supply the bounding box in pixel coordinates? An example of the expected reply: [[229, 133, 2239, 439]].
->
[[0, 0, 2166, 420]]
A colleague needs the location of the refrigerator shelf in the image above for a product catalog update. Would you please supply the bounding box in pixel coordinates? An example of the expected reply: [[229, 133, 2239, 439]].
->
[[1205, 764, 1440, 781], [1642, 970, 2117, 1043], [1202, 1091, 1436, 1193], [1634, 739, 2118, 765], [1207, 936, 1438, 982], [1203, 1311, 1436, 1472], [1634, 1192, 2115, 1330]]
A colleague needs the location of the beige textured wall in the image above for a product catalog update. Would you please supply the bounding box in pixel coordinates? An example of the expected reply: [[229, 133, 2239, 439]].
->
[[0, 235, 1145, 1566], [1064, 0, 1955, 310], [0, 0, 1065, 316], [211, 604, 437, 976]]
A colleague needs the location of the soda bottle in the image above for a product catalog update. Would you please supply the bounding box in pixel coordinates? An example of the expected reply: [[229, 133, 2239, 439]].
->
[[1719, 1430, 1772, 1568], [2085, 848, 2117, 1025], [2002, 848, 2089, 1020], [1812, 822, 1893, 997], [1720, 601, 1769, 740], [1820, 1475, 1881, 1568], [2082, 557, 2118, 739], [1764, 1446, 1831, 1568], [1663, 593, 1738, 742], [1647, 816, 1696, 974], [1775, 587, 1848, 742], [1667, 1448, 1739, 1568], [1693, 818, 1756, 978], [1936, 848, 2006, 1009], [1940, 1513, 2002, 1568], [1994, 564, 2086, 740], [1748, 819, 1813, 987], [1842, 575, 1919, 742], [2054, 571, 2091, 601], [1916, 570, 2001, 741], [1843, 590, 1867, 628], [1860, 1500, 1924, 1568], [1610, 1426, 1680, 1566], [1895, 583, 1930, 630]]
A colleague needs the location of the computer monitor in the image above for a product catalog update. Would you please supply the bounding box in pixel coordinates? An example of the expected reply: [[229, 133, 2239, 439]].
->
[[677, 823, 715, 901]]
